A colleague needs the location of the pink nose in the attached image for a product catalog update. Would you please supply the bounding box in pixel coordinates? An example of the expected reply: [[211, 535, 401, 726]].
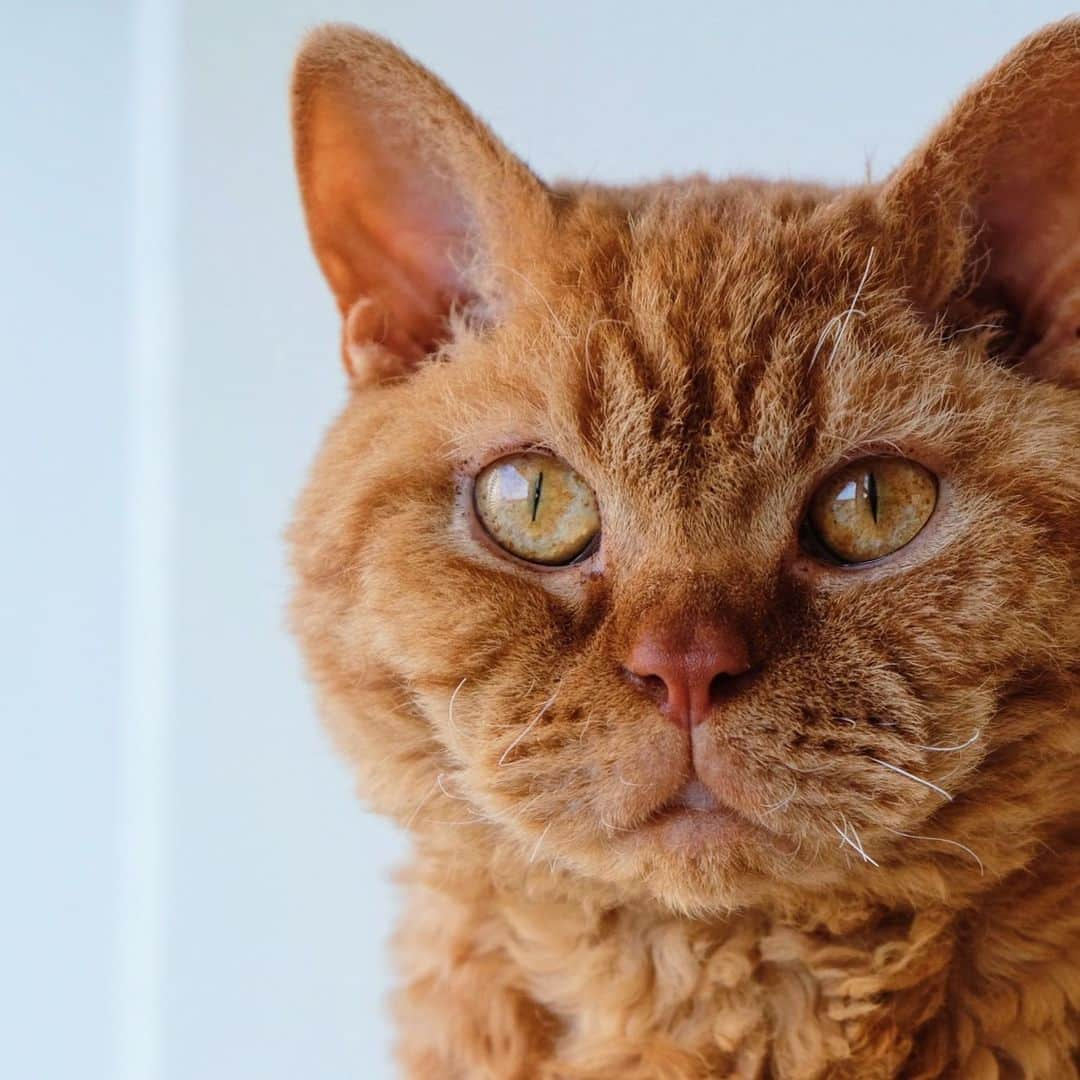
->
[[623, 617, 752, 729]]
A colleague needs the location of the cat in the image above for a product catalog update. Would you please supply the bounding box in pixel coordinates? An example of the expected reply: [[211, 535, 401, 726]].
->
[[288, 18, 1080, 1079]]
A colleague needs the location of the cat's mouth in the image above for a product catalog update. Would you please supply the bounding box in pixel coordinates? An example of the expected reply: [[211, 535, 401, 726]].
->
[[631, 778, 778, 854], [667, 779, 722, 812]]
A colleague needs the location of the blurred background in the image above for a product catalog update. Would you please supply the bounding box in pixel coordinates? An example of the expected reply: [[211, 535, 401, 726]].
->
[[3, 2, 1073, 1077]]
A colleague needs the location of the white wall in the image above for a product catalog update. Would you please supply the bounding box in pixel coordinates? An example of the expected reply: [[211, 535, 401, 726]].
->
[[2, 4, 130, 1079], [4, 2, 1074, 1078]]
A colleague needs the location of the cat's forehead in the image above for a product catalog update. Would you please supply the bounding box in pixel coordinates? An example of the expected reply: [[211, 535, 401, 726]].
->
[[540, 182, 914, 490]]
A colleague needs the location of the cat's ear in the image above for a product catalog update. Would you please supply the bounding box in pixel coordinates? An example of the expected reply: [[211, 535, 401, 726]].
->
[[292, 25, 554, 385], [879, 18, 1080, 386]]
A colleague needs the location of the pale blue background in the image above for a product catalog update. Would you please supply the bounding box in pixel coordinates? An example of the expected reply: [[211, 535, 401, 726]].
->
[[3, 2, 1074, 1077]]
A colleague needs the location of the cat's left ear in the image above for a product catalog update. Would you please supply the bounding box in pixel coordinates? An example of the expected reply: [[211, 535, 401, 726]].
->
[[292, 25, 555, 386], [880, 18, 1080, 386]]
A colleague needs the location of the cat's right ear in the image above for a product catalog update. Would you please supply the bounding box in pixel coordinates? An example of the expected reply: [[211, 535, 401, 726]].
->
[[291, 26, 555, 386], [879, 18, 1080, 387]]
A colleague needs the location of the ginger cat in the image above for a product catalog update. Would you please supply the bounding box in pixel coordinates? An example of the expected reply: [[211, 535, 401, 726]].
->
[[289, 19, 1080, 1078]]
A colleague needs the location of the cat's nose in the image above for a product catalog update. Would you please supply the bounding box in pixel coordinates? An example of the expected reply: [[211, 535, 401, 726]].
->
[[622, 617, 753, 729]]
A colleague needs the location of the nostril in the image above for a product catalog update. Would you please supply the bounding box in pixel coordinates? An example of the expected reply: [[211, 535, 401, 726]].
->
[[709, 667, 757, 704], [622, 667, 669, 706]]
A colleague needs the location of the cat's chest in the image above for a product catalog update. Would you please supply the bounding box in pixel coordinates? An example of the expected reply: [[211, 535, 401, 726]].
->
[[502, 900, 954, 1079]]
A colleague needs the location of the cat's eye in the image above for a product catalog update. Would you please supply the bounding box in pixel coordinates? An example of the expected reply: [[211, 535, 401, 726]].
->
[[806, 457, 937, 565], [473, 452, 600, 566]]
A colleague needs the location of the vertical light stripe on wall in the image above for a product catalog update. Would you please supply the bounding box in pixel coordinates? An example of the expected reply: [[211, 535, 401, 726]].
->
[[117, 0, 179, 1076]]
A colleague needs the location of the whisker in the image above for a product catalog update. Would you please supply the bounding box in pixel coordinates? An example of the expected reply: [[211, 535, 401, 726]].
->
[[837, 812, 861, 857], [529, 822, 554, 865], [403, 780, 439, 828], [577, 710, 595, 742], [884, 826, 984, 876], [868, 757, 953, 801], [940, 321, 1000, 342], [446, 677, 468, 736], [598, 812, 634, 834], [833, 818, 880, 867], [435, 772, 469, 802], [498, 686, 560, 766], [809, 312, 847, 369], [762, 776, 799, 814], [914, 729, 981, 753], [847, 824, 877, 866], [811, 247, 875, 370]]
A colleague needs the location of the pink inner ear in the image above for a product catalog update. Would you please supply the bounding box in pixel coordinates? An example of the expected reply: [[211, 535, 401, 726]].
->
[[881, 22, 1080, 385], [294, 27, 554, 386], [982, 159, 1080, 383], [303, 89, 480, 376], [983, 171, 1080, 331]]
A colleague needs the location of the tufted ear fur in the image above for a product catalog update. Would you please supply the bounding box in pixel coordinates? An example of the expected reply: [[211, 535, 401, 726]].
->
[[880, 18, 1080, 386], [292, 25, 554, 385]]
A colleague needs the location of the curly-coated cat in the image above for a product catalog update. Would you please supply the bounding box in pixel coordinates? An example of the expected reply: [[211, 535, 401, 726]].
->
[[289, 19, 1080, 1078]]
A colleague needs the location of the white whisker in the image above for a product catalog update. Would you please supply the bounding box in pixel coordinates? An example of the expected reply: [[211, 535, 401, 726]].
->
[[498, 687, 560, 766], [809, 312, 846, 369], [885, 826, 984, 876], [763, 776, 798, 814], [529, 822, 554, 865], [403, 780, 439, 828], [833, 818, 880, 867], [435, 772, 469, 802], [446, 677, 467, 736], [811, 247, 875, 369], [838, 813, 864, 859], [941, 321, 1000, 342], [444, 673, 466, 725], [868, 757, 953, 801], [915, 729, 981, 753], [848, 824, 876, 865]]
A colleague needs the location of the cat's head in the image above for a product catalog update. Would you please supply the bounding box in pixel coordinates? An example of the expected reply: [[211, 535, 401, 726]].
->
[[289, 22, 1080, 914]]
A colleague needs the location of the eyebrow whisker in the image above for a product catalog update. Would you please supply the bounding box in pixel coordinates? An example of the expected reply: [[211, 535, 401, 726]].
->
[[810, 246, 875, 369]]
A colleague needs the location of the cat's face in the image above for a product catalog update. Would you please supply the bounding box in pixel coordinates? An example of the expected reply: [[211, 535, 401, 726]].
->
[[290, 24, 1080, 913]]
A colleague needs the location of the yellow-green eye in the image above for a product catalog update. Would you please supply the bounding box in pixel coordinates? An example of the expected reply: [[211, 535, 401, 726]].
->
[[474, 452, 600, 566], [807, 457, 937, 564]]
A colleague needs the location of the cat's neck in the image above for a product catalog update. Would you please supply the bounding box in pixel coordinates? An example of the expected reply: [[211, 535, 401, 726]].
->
[[397, 830, 1080, 1075]]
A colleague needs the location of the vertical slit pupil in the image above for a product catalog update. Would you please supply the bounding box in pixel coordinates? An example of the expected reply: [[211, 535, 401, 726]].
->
[[531, 471, 544, 522], [866, 469, 879, 523]]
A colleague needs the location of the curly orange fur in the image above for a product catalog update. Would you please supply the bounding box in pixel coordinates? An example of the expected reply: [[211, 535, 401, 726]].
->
[[289, 20, 1080, 1078]]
